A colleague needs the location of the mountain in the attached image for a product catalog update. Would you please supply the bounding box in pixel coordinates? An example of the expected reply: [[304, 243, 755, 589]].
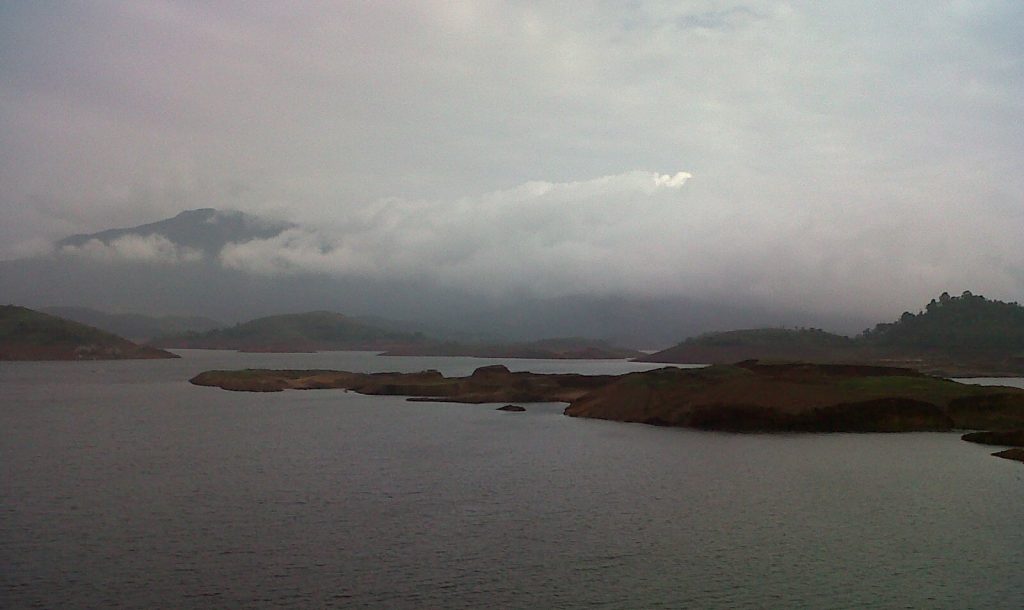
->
[[56, 208, 293, 255], [151, 311, 427, 352], [0, 208, 871, 347], [40, 307, 222, 343], [0, 305, 178, 360]]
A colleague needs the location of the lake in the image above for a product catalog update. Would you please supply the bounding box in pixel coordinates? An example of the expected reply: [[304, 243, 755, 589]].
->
[[2, 350, 1023, 608]]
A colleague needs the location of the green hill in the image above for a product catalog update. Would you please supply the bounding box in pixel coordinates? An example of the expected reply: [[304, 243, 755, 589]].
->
[[151, 311, 427, 352], [0, 305, 178, 360], [639, 292, 1024, 375], [682, 327, 852, 348], [42, 306, 222, 342], [861, 291, 1024, 350], [636, 327, 856, 364]]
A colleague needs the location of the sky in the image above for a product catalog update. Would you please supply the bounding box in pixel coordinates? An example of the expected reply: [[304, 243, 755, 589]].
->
[[2, 1, 1023, 320]]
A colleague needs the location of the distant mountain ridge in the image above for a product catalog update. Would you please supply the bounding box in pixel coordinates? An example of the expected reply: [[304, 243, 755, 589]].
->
[[151, 311, 427, 352], [0, 208, 873, 346], [56, 208, 293, 255], [0, 305, 178, 360], [637, 327, 854, 365], [41, 306, 222, 342], [641, 292, 1024, 376]]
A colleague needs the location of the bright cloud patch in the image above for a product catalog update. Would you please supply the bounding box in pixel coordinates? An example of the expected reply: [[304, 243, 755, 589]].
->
[[218, 170, 694, 294], [60, 234, 203, 264], [215, 166, 1024, 318]]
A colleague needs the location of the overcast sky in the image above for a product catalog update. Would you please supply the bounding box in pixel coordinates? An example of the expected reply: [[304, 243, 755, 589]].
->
[[2, 1, 1022, 319]]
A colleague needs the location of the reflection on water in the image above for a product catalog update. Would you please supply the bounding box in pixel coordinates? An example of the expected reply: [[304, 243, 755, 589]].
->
[[2, 352, 1023, 608]]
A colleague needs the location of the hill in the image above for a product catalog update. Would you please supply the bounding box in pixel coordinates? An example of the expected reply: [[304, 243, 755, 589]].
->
[[0, 305, 178, 360], [151, 311, 427, 352], [42, 306, 222, 342], [861, 291, 1024, 350], [640, 293, 1024, 376], [637, 327, 859, 364], [57, 208, 293, 255]]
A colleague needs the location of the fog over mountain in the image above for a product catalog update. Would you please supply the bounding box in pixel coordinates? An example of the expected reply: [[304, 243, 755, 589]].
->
[[2, 3, 1022, 335], [0, 206, 867, 347]]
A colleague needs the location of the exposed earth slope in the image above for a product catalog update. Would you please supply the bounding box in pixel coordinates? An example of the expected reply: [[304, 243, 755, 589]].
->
[[564, 361, 1024, 432]]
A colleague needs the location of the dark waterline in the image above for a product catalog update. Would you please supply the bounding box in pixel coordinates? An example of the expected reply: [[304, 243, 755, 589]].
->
[[2, 351, 1023, 608]]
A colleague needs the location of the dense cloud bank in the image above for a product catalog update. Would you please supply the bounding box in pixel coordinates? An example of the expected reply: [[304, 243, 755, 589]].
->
[[60, 234, 203, 265], [2, 2, 1023, 319]]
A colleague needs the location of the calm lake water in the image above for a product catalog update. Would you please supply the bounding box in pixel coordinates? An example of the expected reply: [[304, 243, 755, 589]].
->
[[2, 350, 1023, 608]]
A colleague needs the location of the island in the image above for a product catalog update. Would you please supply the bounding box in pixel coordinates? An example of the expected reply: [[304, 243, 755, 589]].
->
[[191, 364, 615, 402], [380, 337, 643, 360], [960, 429, 1024, 463], [0, 305, 178, 360], [190, 361, 1024, 461]]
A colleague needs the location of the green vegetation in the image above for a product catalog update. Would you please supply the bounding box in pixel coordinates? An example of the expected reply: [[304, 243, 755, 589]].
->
[[0, 305, 177, 360], [683, 327, 853, 347], [833, 375, 995, 405], [861, 291, 1024, 350], [1, 305, 117, 345], [642, 292, 1024, 375], [41, 306, 221, 341]]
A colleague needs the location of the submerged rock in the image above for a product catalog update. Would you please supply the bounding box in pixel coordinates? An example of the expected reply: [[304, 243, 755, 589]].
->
[[496, 404, 526, 412], [961, 429, 1024, 446]]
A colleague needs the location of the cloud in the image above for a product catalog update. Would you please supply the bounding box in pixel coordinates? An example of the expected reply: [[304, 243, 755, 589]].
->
[[218, 167, 1024, 320], [60, 234, 203, 265], [219, 170, 693, 287], [2, 2, 1023, 319]]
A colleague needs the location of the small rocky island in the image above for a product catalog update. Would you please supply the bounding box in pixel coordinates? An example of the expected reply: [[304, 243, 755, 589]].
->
[[191, 361, 1024, 461], [381, 338, 642, 360]]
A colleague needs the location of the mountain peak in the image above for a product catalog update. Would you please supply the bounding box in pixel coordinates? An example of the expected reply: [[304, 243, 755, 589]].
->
[[56, 208, 293, 255]]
